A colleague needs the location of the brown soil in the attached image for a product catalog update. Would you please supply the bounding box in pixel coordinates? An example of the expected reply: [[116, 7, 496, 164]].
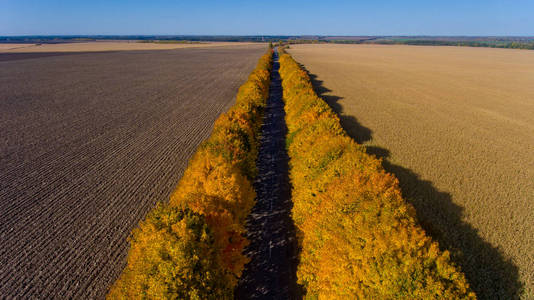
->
[[0, 44, 266, 298], [289, 44, 534, 299]]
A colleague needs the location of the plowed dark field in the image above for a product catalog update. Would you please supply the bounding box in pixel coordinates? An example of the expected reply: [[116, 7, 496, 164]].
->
[[0, 44, 266, 298]]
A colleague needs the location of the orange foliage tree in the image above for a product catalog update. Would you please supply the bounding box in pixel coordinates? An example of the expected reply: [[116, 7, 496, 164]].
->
[[107, 50, 273, 299], [278, 49, 476, 299]]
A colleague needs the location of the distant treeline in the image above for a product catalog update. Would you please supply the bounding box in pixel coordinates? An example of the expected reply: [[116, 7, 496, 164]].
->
[[2, 35, 533, 50], [137, 40, 202, 44], [284, 37, 534, 50], [370, 39, 534, 50]]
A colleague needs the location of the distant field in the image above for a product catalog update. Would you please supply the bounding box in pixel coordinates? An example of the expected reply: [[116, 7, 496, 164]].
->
[[0, 44, 266, 298], [0, 41, 262, 53], [289, 44, 534, 299], [0, 43, 34, 50]]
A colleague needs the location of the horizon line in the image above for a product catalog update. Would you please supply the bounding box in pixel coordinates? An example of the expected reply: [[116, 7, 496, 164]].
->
[[1, 34, 534, 37]]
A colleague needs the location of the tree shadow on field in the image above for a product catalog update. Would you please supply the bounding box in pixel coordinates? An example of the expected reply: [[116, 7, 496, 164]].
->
[[297, 63, 371, 144], [300, 64, 524, 299]]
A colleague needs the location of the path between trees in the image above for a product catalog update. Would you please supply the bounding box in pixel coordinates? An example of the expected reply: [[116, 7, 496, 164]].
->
[[235, 50, 301, 299]]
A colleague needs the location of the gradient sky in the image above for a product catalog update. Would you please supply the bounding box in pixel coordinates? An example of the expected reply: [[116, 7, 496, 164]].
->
[[1, 0, 533, 36]]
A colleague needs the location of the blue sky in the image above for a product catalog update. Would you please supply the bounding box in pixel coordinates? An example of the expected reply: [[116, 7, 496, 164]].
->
[[1, 0, 533, 36]]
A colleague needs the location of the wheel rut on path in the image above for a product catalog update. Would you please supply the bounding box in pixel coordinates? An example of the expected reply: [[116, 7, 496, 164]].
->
[[236, 51, 301, 299]]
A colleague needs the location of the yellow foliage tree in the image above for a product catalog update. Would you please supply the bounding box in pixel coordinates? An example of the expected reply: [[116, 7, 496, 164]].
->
[[107, 206, 231, 300], [278, 50, 476, 299], [108, 50, 273, 299]]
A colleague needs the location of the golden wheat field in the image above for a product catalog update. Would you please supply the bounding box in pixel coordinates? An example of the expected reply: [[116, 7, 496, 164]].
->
[[289, 44, 534, 299], [0, 41, 261, 53]]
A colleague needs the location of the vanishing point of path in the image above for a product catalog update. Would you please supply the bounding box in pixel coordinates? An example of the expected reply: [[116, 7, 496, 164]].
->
[[236, 50, 301, 299]]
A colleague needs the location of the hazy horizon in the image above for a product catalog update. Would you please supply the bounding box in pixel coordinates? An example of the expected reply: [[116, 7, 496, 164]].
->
[[1, 34, 534, 38]]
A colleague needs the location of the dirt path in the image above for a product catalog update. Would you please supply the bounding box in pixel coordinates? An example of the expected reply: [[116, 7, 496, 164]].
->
[[235, 51, 301, 299]]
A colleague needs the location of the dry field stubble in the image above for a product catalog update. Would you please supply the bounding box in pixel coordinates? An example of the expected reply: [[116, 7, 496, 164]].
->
[[0, 43, 35, 51], [0, 41, 262, 53], [0, 44, 266, 298], [289, 44, 534, 299]]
